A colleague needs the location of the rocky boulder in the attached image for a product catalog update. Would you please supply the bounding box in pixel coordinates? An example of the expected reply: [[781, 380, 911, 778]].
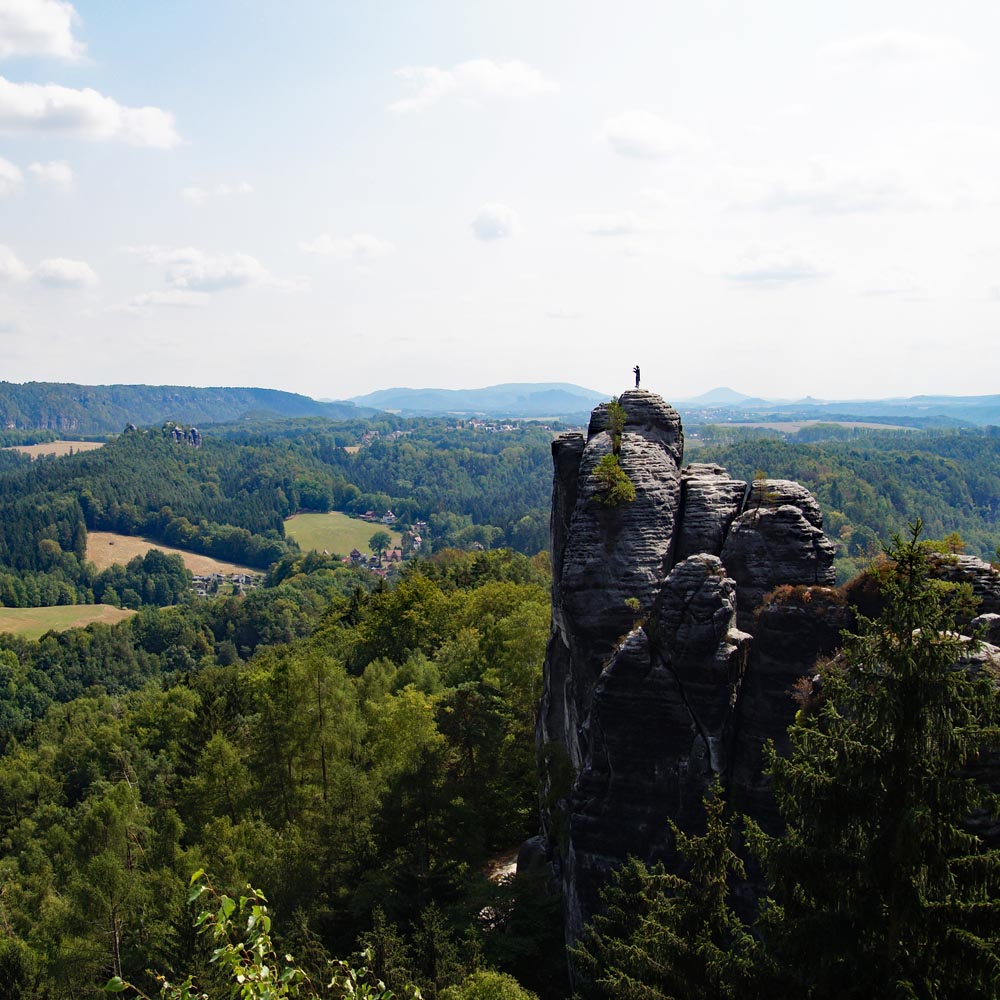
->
[[674, 464, 748, 562], [928, 553, 1000, 618], [720, 505, 837, 629]]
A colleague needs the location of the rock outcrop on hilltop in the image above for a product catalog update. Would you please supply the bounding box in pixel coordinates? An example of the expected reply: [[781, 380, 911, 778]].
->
[[537, 389, 1000, 948], [536, 389, 843, 943]]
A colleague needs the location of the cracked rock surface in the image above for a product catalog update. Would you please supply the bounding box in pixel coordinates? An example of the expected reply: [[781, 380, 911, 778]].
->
[[537, 391, 843, 944]]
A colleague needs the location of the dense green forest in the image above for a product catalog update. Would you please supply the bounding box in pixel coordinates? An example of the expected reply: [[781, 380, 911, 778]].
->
[[0, 549, 560, 1000], [1, 409, 999, 998], [0, 417, 555, 609]]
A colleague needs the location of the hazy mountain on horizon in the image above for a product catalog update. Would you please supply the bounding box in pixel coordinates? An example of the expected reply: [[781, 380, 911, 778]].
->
[[676, 386, 754, 406], [4, 379, 1000, 434], [349, 382, 608, 417]]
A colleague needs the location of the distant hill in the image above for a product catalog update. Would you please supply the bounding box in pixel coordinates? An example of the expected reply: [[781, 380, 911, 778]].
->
[[675, 389, 1000, 428], [0, 382, 365, 435], [350, 382, 608, 418], [678, 386, 753, 406]]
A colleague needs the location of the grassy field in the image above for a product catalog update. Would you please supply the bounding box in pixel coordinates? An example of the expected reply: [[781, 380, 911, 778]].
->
[[285, 512, 402, 556], [0, 604, 135, 639], [87, 531, 257, 575], [4, 440, 105, 459]]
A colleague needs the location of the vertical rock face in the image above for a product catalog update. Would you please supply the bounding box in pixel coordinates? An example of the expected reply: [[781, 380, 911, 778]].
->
[[540, 390, 685, 778], [538, 391, 842, 945], [564, 555, 751, 940], [674, 464, 748, 562]]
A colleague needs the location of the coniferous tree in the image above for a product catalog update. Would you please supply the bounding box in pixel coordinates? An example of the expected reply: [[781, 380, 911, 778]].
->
[[573, 780, 760, 1000], [757, 521, 1000, 1000]]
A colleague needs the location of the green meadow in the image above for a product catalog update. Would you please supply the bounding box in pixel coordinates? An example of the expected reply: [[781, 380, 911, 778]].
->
[[284, 511, 402, 557], [0, 604, 136, 639]]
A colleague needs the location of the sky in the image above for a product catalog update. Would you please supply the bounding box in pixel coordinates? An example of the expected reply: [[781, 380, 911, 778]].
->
[[1, 0, 999, 402]]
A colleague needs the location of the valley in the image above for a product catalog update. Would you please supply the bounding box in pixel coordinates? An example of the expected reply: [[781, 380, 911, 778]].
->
[[0, 380, 997, 1000]]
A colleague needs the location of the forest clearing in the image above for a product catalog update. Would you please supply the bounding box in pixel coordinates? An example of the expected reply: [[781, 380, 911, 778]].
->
[[4, 440, 105, 459], [86, 530, 256, 575], [285, 510, 402, 555], [0, 603, 134, 638]]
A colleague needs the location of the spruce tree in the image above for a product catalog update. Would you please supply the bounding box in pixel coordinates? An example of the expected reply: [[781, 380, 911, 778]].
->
[[573, 780, 759, 1000], [757, 521, 1000, 999]]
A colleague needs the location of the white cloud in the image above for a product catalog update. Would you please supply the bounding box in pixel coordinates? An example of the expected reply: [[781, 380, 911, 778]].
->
[[36, 256, 97, 287], [0, 0, 84, 61], [388, 58, 557, 113], [181, 180, 252, 205], [471, 203, 517, 241], [0, 76, 180, 146], [0, 154, 21, 194], [28, 158, 71, 188], [578, 210, 649, 236], [639, 186, 685, 211], [725, 246, 827, 288], [120, 289, 211, 312], [0, 243, 29, 281], [727, 159, 915, 215], [822, 30, 974, 73], [300, 232, 396, 259], [125, 245, 300, 292], [859, 269, 925, 299], [602, 110, 699, 160]]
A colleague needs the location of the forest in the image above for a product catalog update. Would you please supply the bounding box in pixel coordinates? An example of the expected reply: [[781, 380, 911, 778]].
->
[[2, 416, 1000, 613], [0, 549, 560, 999], [0, 412, 999, 998]]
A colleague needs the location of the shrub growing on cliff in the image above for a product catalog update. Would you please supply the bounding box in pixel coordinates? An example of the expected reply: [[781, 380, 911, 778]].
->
[[593, 454, 636, 506], [590, 398, 636, 507], [606, 398, 627, 455]]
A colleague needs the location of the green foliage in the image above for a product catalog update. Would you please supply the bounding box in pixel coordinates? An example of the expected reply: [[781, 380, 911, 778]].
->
[[0, 550, 553, 998], [574, 781, 760, 1000], [107, 872, 413, 1000], [606, 399, 627, 455], [439, 970, 538, 1000], [592, 454, 636, 506], [369, 531, 393, 559], [755, 521, 1000, 999]]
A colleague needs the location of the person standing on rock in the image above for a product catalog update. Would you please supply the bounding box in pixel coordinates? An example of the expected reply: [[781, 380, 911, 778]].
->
[[633, 365, 640, 388]]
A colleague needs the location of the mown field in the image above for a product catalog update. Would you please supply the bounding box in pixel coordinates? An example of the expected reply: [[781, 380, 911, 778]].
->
[[285, 511, 402, 556], [4, 440, 105, 459], [0, 603, 135, 638], [87, 531, 257, 575]]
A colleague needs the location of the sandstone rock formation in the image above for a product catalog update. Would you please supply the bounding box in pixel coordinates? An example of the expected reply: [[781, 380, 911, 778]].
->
[[928, 553, 1000, 618], [537, 390, 846, 945], [536, 389, 1000, 949]]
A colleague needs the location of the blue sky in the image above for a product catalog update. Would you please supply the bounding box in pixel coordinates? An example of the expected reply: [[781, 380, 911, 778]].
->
[[1, 0, 999, 401]]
